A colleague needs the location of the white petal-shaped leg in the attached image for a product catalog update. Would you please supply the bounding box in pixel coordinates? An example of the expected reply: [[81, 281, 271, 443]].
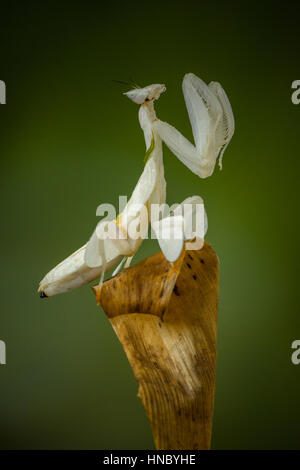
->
[[152, 195, 208, 262], [173, 195, 207, 252], [84, 225, 108, 288], [172, 195, 208, 240], [85, 220, 134, 266], [84, 227, 106, 268], [153, 73, 234, 178], [152, 215, 185, 263], [85, 211, 146, 282]]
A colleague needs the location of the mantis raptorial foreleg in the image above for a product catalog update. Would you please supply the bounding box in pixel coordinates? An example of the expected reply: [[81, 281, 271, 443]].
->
[[153, 73, 234, 178]]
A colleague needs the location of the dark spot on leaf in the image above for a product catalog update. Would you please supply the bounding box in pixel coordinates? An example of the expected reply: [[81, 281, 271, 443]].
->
[[200, 259, 205, 264], [192, 274, 197, 280], [187, 263, 192, 269], [173, 285, 180, 296]]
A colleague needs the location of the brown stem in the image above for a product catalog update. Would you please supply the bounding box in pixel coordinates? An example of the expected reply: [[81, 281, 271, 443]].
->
[[93, 242, 219, 450]]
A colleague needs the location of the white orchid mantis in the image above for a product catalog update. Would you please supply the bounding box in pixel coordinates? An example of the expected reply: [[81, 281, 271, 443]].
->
[[38, 73, 234, 298]]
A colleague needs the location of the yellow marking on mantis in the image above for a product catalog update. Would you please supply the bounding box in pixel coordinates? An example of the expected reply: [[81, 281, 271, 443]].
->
[[144, 132, 155, 164], [114, 213, 128, 237]]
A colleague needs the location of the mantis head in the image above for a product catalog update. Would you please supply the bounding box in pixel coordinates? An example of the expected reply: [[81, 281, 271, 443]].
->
[[124, 84, 166, 104]]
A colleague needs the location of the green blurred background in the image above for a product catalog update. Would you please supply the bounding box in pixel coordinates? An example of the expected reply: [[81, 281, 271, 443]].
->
[[0, 0, 299, 449]]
